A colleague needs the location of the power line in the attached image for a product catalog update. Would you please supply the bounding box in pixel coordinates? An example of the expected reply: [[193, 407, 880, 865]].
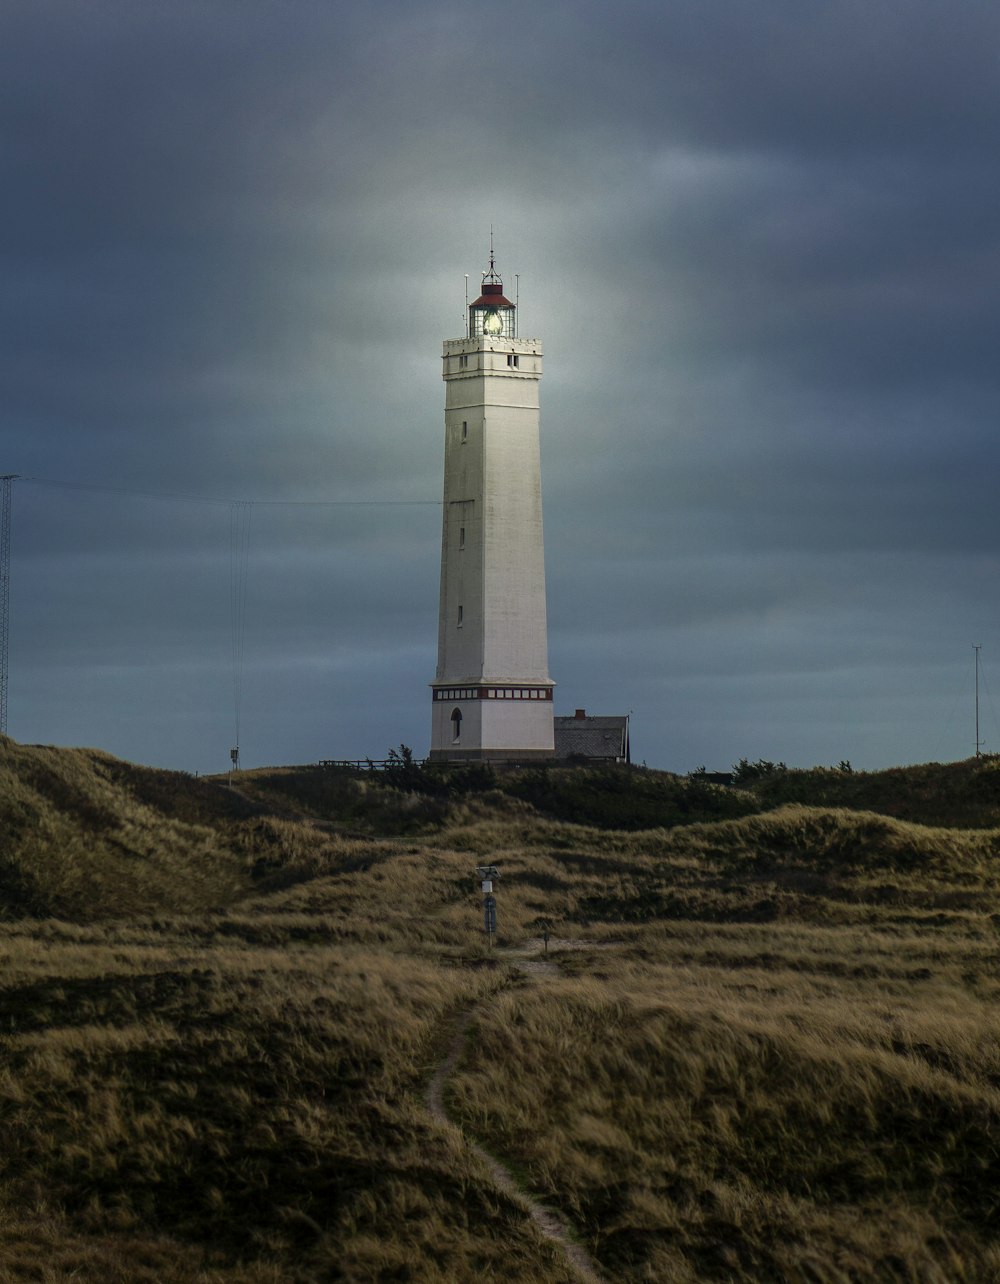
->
[[3, 472, 440, 753], [18, 475, 440, 507]]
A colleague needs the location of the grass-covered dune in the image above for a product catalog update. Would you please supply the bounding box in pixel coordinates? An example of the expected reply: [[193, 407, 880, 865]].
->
[[0, 738, 262, 919], [0, 738, 999, 1281], [728, 755, 1000, 830]]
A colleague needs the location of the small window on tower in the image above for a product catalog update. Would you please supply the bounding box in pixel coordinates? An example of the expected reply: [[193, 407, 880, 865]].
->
[[459, 354, 468, 369], [451, 708, 462, 743], [461, 421, 468, 441], [457, 605, 463, 628], [507, 354, 519, 368], [459, 527, 465, 550]]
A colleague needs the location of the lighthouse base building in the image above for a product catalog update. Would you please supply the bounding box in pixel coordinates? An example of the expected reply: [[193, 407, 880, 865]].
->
[[429, 251, 554, 762]]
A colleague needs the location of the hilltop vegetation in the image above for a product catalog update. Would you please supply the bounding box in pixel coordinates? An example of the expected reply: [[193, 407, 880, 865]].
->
[[0, 737, 999, 1281], [726, 754, 1000, 829]]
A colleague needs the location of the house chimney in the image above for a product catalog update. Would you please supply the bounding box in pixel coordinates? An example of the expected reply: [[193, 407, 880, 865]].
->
[[575, 708, 586, 720]]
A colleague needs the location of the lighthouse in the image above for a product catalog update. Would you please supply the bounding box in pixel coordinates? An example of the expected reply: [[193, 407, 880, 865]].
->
[[429, 249, 554, 762]]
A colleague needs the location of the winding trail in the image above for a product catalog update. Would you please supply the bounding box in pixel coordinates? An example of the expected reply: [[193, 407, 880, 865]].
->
[[424, 941, 608, 1284], [213, 780, 606, 1272]]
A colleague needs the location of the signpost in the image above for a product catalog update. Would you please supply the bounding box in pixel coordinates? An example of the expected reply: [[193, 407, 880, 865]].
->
[[475, 864, 501, 948]]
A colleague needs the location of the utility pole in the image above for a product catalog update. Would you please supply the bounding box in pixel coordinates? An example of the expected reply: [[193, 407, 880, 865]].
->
[[0, 476, 18, 737]]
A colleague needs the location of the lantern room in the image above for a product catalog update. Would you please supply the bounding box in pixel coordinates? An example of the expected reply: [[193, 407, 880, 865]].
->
[[468, 251, 516, 339]]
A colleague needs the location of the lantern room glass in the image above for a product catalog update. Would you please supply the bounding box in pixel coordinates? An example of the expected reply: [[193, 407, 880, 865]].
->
[[469, 304, 516, 340]]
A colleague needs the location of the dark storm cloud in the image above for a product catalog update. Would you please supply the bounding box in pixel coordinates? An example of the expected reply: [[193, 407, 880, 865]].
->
[[4, 0, 1000, 771]]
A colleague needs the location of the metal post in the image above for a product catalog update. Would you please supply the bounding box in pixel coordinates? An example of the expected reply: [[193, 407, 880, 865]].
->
[[476, 864, 501, 948]]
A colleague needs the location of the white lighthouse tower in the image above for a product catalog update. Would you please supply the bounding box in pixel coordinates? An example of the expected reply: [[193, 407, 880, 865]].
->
[[429, 249, 554, 762]]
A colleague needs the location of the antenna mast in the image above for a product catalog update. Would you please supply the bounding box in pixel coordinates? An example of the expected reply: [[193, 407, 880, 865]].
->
[[974, 643, 983, 758], [230, 500, 252, 773], [0, 475, 18, 737]]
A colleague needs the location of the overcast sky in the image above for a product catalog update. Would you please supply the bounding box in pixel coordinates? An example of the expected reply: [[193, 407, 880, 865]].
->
[[4, 0, 1000, 776]]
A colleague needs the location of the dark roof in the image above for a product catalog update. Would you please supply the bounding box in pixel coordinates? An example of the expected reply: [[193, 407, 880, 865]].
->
[[470, 292, 514, 309], [553, 715, 630, 761]]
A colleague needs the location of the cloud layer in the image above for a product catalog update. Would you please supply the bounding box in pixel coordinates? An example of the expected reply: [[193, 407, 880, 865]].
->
[[4, 0, 999, 773]]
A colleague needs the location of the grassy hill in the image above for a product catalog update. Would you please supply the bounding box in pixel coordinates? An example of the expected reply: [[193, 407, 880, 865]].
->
[[726, 755, 1000, 829], [227, 752, 1000, 833], [0, 738, 998, 1281]]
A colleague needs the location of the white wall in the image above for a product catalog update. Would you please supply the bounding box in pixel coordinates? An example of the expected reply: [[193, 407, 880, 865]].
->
[[431, 334, 554, 757]]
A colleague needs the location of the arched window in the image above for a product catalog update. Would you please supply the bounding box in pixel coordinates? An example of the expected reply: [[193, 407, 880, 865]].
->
[[450, 708, 462, 743]]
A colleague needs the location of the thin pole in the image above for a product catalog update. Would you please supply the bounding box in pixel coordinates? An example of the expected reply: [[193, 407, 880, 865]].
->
[[974, 644, 982, 758], [231, 501, 252, 770], [0, 475, 18, 737]]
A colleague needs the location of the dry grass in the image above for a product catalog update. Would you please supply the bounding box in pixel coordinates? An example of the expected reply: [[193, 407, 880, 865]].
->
[[1, 738, 1000, 1280], [0, 921, 574, 1281], [739, 755, 1000, 830], [449, 925, 1000, 1280], [0, 739, 258, 918]]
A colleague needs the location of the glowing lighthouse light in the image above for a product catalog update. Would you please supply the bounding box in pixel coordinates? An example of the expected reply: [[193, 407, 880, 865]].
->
[[468, 250, 516, 339]]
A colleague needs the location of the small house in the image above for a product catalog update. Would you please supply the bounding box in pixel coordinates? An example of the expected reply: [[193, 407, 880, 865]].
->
[[553, 709, 630, 764]]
